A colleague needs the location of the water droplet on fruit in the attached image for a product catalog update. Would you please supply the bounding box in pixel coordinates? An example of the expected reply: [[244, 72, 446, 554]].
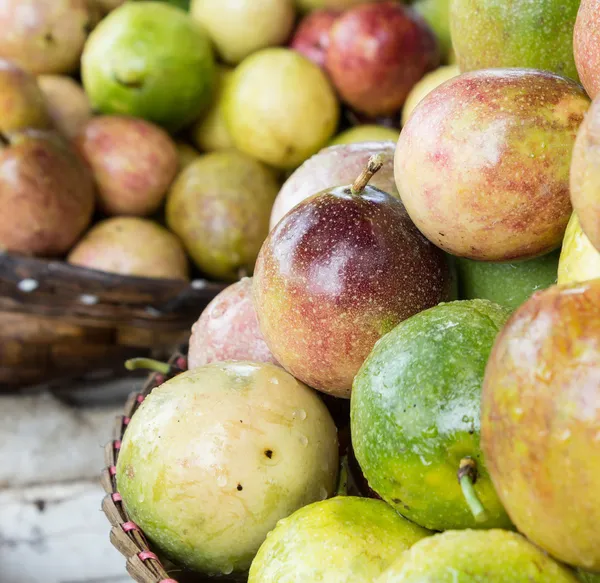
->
[[271, 377, 279, 385], [217, 475, 228, 487], [222, 564, 233, 575], [299, 434, 308, 446], [139, 494, 145, 503], [513, 407, 523, 418], [292, 409, 307, 421], [461, 415, 472, 423], [559, 429, 571, 441], [18, 278, 38, 293], [319, 487, 328, 500]]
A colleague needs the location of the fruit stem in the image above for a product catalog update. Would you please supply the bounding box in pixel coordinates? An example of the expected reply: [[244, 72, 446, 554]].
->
[[125, 358, 171, 375], [458, 457, 489, 523], [350, 154, 384, 195]]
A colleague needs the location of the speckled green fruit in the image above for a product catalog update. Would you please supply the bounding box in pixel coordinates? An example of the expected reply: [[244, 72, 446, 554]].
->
[[223, 48, 339, 170], [165, 150, 279, 281], [329, 125, 400, 146], [116, 362, 339, 575], [558, 213, 600, 284], [413, 0, 452, 60], [351, 299, 512, 531], [376, 530, 580, 583], [82, 2, 215, 132], [249, 497, 431, 583], [451, 0, 580, 80], [455, 252, 559, 311]]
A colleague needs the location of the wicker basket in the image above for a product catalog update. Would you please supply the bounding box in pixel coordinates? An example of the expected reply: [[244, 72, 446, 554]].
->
[[101, 352, 364, 583], [0, 251, 227, 390]]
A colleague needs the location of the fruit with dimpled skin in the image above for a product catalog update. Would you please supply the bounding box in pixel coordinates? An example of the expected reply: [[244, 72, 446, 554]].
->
[[117, 361, 339, 575], [0, 130, 94, 257], [329, 125, 400, 146], [558, 213, 600, 285], [376, 530, 580, 583], [326, 2, 439, 117], [254, 156, 453, 398], [249, 497, 432, 583], [574, 0, 600, 100], [223, 48, 339, 170], [395, 68, 589, 261], [269, 142, 398, 230], [352, 299, 512, 531], [451, 0, 580, 81], [290, 9, 340, 69], [68, 217, 189, 280], [75, 115, 179, 217], [190, 0, 295, 65], [569, 94, 600, 253], [188, 277, 277, 369], [482, 279, 600, 572], [166, 150, 279, 281], [82, 2, 215, 132]]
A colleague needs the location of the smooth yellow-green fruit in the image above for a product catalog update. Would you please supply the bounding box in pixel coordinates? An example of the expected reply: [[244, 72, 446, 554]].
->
[[402, 65, 459, 125], [329, 125, 400, 146], [190, 0, 295, 65], [223, 48, 339, 170], [558, 213, 600, 284]]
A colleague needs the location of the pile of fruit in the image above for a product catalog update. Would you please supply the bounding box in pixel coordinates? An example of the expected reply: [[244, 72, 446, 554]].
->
[[4, 0, 595, 580]]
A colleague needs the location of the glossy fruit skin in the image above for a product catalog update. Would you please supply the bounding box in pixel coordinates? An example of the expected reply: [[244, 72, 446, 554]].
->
[[166, 151, 279, 281], [117, 362, 339, 575], [67, 217, 189, 280], [574, 0, 600, 100], [249, 497, 431, 583], [0, 0, 93, 75], [451, 0, 580, 81], [570, 94, 600, 253], [326, 2, 439, 117], [188, 277, 277, 369], [75, 115, 179, 217], [377, 530, 580, 583], [223, 48, 339, 170], [82, 2, 215, 132], [290, 9, 340, 69], [255, 184, 453, 398], [329, 125, 400, 146], [456, 251, 559, 312], [190, 0, 295, 65], [270, 142, 398, 230], [395, 69, 589, 261], [352, 299, 511, 530], [558, 213, 600, 285], [0, 130, 94, 256], [482, 280, 600, 571]]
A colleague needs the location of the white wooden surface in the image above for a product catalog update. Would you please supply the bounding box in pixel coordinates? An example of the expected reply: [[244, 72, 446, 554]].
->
[[0, 380, 137, 583]]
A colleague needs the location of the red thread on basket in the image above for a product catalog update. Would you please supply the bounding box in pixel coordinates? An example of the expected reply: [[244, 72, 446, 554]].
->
[[113, 440, 121, 450], [122, 521, 139, 533], [123, 417, 131, 425], [159, 580, 179, 583], [136, 394, 145, 403], [155, 374, 165, 385], [109, 466, 117, 476], [176, 357, 187, 369], [139, 551, 159, 562], [112, 493, 122, 502]]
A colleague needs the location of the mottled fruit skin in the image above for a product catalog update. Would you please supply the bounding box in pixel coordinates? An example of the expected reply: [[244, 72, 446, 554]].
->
[[456, 251, 559, 312], [482, 280, 600, 571], [223, 48, 339, 170], [352, 300, 511, 530], [0, 130, 94, 256], [249, 497, 431, 583], [558, 214, 600, 285], [117, 362, 339, 574], [413, 0, 452, 61], [0, 60, 51, 132], [451, 0, 580, 81], [190, 0, 295, 65], [67, 217, 189, 280], [270, 142, 398, 230], [82, 2, 215, 132], [166, 151, 279, 281], [329, 125, 400, 146], [574, 0, 600, 99], [570, 94, 600, 253], [254, 184, 453, 398], [401, 64, 459, 126], [37, 75, 91, 139], [75, 116, 178, 217], [395, 69, 589, 261], [326, 2, 439, 116], [0, 0, 93, 75], [188, 277, 277, 369], [290, 9, 340, 69], [377, 530, 580, 583]]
